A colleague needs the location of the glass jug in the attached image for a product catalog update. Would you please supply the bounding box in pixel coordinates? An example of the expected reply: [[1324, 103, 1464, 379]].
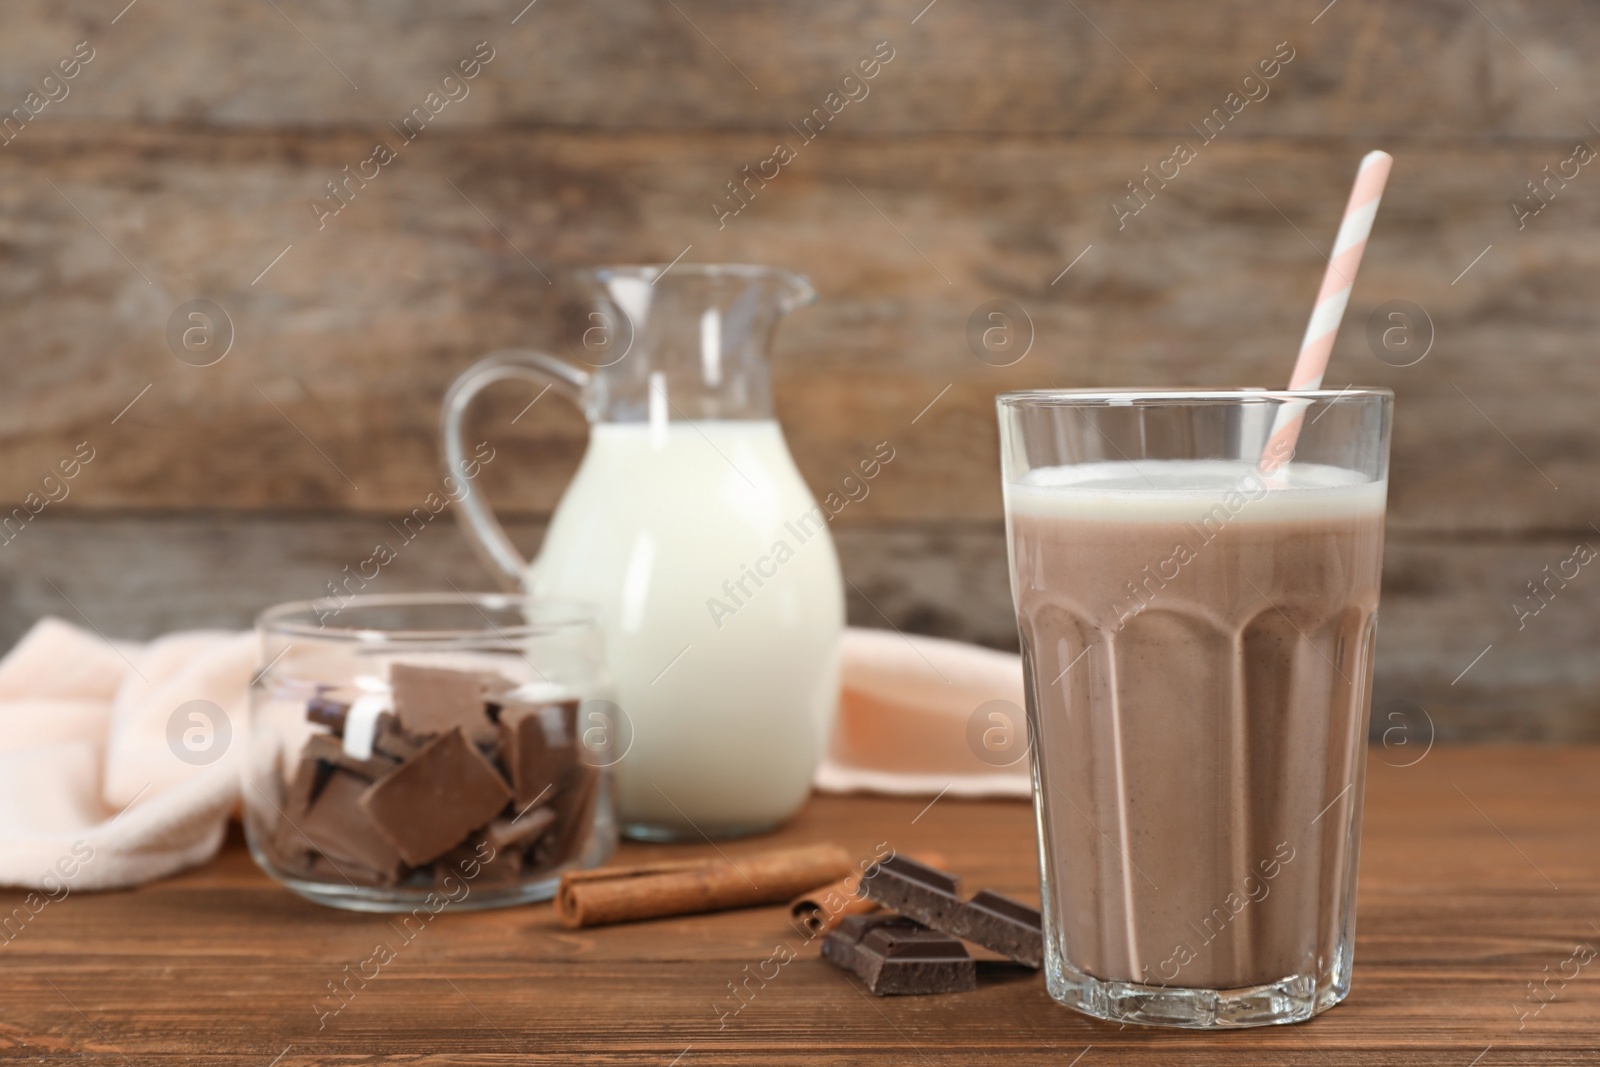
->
[[441, 264, 844, 840]]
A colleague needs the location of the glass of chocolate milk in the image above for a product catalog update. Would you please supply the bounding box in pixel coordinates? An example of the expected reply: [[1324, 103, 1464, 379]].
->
[[998, 388, 1391, 1028]]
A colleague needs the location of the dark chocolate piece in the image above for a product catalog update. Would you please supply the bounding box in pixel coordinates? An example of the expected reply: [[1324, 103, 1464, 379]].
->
[[307, 694, 350, 734], [284, 742, 337, 815], [267, 675, 601, 892], [389, 664, 498, 741], [358, 728, 513, 866], [481, 674, 516, 724], [269, 811, 317, 872], [486, 806, 557, 852], [554, 765, 599, 856], [296, 770, 405, 881], [280, 732, 395, 831], [435, 838, 523, 888], [498, 700, 579, 807], [262, 832, 405, 888], [822, 914, 976, 995], [371, 713, 428, 762], [303, 851, 396, 888], [860, 855, 1043, 968], [302, 732, 399, 781], [966, 890, 1047, 962]]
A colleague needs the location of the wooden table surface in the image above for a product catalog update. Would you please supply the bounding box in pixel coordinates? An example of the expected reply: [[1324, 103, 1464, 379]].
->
[[3, 745, 1599, 1065]]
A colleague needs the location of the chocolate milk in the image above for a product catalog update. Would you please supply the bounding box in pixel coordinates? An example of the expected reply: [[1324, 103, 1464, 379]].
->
[[1006, 459, 1386, 991]]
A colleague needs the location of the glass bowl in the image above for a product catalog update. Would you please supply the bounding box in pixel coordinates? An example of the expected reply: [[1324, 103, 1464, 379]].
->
[[244, 592, 618, 911]]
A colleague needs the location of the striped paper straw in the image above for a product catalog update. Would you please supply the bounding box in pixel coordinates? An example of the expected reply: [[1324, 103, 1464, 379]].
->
[[1259, 150, 1393, 474]]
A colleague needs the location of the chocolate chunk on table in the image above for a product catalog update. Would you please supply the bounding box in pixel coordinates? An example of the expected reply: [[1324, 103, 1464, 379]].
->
[[498, 699, 579, 807], [296, 770, 406, 881], [963, 890, 1047, 965], [389, 664, 501, 741], [860, 855, 1044, 968], [822, 914, 977, 995], [358, 727, 513, 866]]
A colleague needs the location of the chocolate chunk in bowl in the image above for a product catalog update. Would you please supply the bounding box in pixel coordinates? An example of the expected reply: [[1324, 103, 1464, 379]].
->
[[246, 593, 616, 911], [359, 727, 512, 867], [499, 698, 580, 807]]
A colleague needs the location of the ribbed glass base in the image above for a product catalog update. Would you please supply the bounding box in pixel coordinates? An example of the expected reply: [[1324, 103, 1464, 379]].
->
[[1046, 959, 1350, 1029]]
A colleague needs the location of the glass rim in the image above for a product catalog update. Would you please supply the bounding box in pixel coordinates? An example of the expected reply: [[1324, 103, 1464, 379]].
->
[[997, 386, 1392, 408], [581, 263, 816, 310], [256, 591, 598, 644]]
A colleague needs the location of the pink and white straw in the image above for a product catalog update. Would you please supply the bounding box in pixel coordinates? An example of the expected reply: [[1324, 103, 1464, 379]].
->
[[1260, 150, 1393, 473]]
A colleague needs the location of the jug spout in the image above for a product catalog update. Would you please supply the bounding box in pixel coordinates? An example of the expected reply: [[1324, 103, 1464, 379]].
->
[[570, 264, 814, 423]]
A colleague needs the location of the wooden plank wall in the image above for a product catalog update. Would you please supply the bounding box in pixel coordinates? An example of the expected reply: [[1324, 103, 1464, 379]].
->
[[0, 0, 1596, 738]]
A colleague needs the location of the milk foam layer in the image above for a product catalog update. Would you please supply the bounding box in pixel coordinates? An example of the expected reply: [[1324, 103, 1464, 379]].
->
[[1008, 459, 1386, 523]]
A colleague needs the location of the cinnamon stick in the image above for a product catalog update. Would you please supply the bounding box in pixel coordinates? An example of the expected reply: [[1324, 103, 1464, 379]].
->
[[789, 875, 876, 935], [557, 843, 854, 928], [788, 851, 947, 936]]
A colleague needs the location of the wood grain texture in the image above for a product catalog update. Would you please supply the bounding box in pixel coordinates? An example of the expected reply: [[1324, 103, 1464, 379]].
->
[[0, 125, 1595, 531], [2, 514, 1596, 742], [1, 747, 1597, 1064], [0, 0, 1590, 135], [0, 0, 1595, 741]]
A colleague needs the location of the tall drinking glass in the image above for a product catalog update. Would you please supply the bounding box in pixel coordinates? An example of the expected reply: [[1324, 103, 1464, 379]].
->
[[998, 388, 1392, 1028]]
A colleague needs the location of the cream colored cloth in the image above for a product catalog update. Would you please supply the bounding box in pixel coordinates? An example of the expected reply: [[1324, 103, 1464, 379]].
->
[[0, 618, 252, 891], [0, 618, 1021, 891], [818, 627, 1030, 798]]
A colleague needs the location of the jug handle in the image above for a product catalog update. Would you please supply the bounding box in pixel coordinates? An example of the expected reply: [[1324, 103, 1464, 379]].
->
[[441, 348, 590, 587]]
